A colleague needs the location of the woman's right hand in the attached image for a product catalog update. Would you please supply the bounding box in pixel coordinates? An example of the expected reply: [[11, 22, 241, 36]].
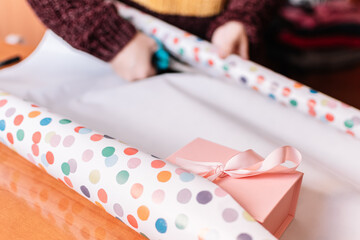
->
[[110, 32, 157, 81]]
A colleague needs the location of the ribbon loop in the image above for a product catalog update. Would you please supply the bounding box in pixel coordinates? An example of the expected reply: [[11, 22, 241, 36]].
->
[[175, 146, 301, 181]]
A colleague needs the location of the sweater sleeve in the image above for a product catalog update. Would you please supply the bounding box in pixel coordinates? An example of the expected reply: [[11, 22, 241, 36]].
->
[[27, 0, 137, 61], [206, 0, 284, 44]]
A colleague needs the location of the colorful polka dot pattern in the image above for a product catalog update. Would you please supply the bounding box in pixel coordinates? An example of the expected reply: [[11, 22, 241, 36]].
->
[[0, 93, 276, 239], [118, 3, 360, 140]]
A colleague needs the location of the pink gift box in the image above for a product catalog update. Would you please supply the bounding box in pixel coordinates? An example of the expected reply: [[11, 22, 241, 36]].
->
[[167, 138, 303, 238]]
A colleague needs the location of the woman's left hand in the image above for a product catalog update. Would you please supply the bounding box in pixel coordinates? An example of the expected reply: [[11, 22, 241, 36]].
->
[[211, 21, 249, 60]]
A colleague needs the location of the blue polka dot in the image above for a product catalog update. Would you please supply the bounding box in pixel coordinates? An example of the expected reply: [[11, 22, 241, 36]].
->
[[240, 76, 247, 84], [105, 154, 118, 167], [0, 120, 5, 131], [40, 118, 52, 126], [155, 218, 167, 233], [310, 89, 318, 94], [41, 154, 49, 167], [180, 172, 195, 182], [78, 128, 92, 134], [268, 94, 276, 100]]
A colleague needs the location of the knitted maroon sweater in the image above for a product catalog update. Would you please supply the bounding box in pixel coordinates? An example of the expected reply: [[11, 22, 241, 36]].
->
[[27, 0, 282, 61]]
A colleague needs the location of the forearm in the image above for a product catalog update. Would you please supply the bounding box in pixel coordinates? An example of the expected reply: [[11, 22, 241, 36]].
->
[[27, 0, 136, 61]]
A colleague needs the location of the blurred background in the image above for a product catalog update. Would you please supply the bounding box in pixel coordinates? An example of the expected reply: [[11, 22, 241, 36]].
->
[[1, 0, 360, 107]]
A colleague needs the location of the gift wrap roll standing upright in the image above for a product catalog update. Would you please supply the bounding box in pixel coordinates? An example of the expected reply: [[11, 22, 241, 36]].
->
[[116, 3, 360, 139], [0, 91, 276, 239]]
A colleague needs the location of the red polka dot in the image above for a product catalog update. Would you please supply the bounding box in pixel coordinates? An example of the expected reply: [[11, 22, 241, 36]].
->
[[282, 87, 291, 97], [127, 215, 138, 229], [195, 55, 200, 62], [326, 113, 334, 122], [257, 75, 265, 84], [0, 99, 7, 107], [46, 151, 54, 164], [90, 134, 103, 141], [208, 59, 214, 66], [32, 144, 39, 156], [346, 130, 355, 137], [31, 104, 39, 107], [151, 160, 166, 168], [74, 126, 84, 133], [97, 189, 108, 203], [14, 115, 24, 126], [124, 148, 138, 155], [152, 28, 157, 34], [173, 38, 179, 44], [64, 176, 73, 188], [194, 47, 199, 53], [307, 99, 316, 108], [32, 132, 41, 143], [308, 108, 316, 117], [7, 133, 14, 144]]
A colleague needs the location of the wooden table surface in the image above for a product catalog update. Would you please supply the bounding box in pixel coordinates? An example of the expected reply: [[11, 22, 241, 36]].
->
[[0, 143, 145, 240]]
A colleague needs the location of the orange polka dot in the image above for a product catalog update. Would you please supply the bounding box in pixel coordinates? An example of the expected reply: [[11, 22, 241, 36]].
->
[[14, 115, 24, 126], [95, 201, 105, 210], [97, 188, 108, 203], [130, 183, 143, 199], [46, 151, 54, 164], [151, 160, 166, 168], [124, 147, 138, 155], [157, 171, 172, 183], [294, 82, 303, 88], [347, 130, 355, 137], [32, 131, 41, 143], [58, 198, 69, 211], [31, 104, 39, 108], [28, 111, 41, 118], [252, 86, 258, 91], [95, 227, 106, 240], [137, 205, 150, 221], [38, 163, 46, 172], [64, 176, 73, 188], [32, 144, 39, 156], [90, 134, 103, 141], [81, 227, 90, 239], [7, 133, 14, 144], [127, 215, 138, 229]]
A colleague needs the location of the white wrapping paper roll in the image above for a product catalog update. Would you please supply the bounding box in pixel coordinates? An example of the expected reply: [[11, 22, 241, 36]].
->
[[116, 3, 360, 140], [0, 91, 276, 239]]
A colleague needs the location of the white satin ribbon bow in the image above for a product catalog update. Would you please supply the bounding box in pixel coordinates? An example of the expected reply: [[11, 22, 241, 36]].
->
[[175, 146, 302, 181]]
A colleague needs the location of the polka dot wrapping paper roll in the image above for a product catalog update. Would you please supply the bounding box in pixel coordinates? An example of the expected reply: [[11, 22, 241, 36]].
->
[[116, 3, 360, 140], [0, 92, 276, 239]]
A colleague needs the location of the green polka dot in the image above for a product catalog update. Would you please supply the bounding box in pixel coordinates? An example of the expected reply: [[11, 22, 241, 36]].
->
[[16, 129, 24, 141], [178, 48, 184, 56], [290, 99, 297, 107], [116, 170, 129, 185], [61, 162, 70, 176], [59, 119, 72, 124], [102, 146, 115, 157], [175, 214, 188, 230], [223, 65, 229, 71], [345, 119, 354, 128]]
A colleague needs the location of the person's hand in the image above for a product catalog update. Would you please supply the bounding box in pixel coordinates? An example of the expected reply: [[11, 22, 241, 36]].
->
[[110, 32, 157, 81], [211, 21, 249, 60]]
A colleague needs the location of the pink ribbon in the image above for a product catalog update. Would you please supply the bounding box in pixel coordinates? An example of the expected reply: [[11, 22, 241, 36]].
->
[[175, 146, 302, 181]]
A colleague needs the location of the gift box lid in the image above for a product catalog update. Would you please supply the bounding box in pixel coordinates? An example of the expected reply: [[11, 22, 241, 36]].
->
[[167, 138, 303, 238]]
